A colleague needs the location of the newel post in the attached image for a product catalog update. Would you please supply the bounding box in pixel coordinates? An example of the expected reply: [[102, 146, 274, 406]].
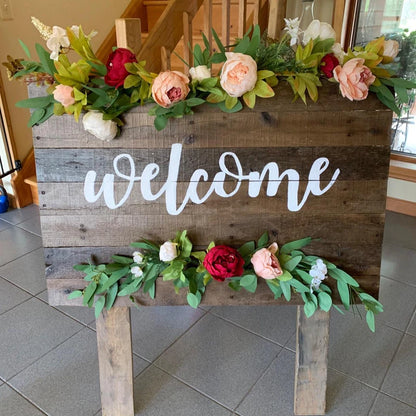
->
[[95, 18, 141, 416]]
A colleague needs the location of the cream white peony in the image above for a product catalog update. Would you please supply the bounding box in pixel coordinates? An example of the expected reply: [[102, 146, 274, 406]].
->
[[132, 251, 144, 264], [82, 111, 118, 141], [131, 266, 143, 278], [383, 39, 399, 63], [46, 26, 70, 60], [303, 20, 336, 44], [189, 65, 211, 82], [159, 241, 178, 262], [220, 52, 257, 97]]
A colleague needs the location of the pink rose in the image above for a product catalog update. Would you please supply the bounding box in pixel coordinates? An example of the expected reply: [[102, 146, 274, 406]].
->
[[251, 243, 283, 280], [333, 58, 375, 101], [53, 84, 75, 107], [220, 52, 257, 97], [151, 71, 190, 108]]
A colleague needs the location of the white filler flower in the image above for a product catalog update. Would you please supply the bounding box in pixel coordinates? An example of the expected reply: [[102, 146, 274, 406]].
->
[[82, 111, 118, 141], [159, 241, 178, 262], [133, 251, 144, 264], [131, 266, 143, 278], [284, 17, 301, 46], [46, 26, 70, 60], [309, 259, 328, 293]]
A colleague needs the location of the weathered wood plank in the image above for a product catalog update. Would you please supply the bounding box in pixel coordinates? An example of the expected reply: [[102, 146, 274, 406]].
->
[[96, 307, 134, 416], [35, 145, 390, 183], [39, 212, 385, 247], [294, 307, 330, 415], [37, 180, 388, 215]]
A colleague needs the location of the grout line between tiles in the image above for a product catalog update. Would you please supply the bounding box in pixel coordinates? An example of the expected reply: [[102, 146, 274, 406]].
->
[[4, 381, 49, 415], [148, 363, 235, 413], [0, 245, 43, 270], [380, 273, 416, 289], [5, 325, 86, 384]]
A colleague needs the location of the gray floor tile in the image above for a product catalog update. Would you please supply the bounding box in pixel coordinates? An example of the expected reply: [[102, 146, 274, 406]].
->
[[134, 366, 232, 416], [0, 297, 83, 380], [328, 310, 402, 389], [131, 306, 205, 361], [155, 313, 281, 409], [0, 277, 31, 315], [0, 220, 11, 232], [408, 314, 416, 336], [369, 393, 416, 416], [210, 305, 297, 346], [16, 215, 42, 236], [0, 227, 42, 267], [381, 243, 416, 287], [0, 205, 40, 225], [0, 384, 45, 416], [9, 328, 100, 416], [0, 248, 46, 295], [384, 211, 416, 250], [382, 334, 416, 407], [37, 290, 96, 326], [237, 349, 377, 416], [379, 276, 416, 330]]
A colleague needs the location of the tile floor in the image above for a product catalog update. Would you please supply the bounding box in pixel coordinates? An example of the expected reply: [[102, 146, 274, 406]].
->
[[0, 205, 415, 416]]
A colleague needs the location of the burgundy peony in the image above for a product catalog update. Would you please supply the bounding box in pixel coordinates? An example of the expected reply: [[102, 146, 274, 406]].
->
[[203, 245, 245, 282], [104, 48, 137, 88], [320, 53, 339, 78]]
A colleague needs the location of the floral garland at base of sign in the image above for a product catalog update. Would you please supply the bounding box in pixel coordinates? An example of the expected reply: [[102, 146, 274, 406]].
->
[[70, 231, 383, 332], [3, 17, 416, 138]]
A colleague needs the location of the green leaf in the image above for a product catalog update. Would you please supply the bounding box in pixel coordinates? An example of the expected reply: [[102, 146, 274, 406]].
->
[[124, 74, 140, 89], [238, 241, 255, 258], [218, 99, 243, 113], [330, 268, 359, 287], [18, 39, 31, 58], [111, 255, 133, 264], [225, 95, 238, 110], [257, 232, 269, 248], [233, 35, 250, 54], [376, 91, 401, 115], [318, 291, 332, 312], [193, 43, 204, 66], [212, 28, 226, 53], [337, 280, 350, 310], [243, 90, 256, 108], [304, 300, 317, 317], [186, 97, 205, 107], [68, 290, 83, 299], [240, 274, 257, 289], [278, 270, 293, 282], [210, 52, 227, 64], [395, 85, 409, 104], [366, 310, 375, 332], [296, 269, 312, 284], [162, 261, 184, 281], [288, 278, 309, 293], [280, 237, 312, 254], [83, 282, 97, 306], [253, 80, 275, 98], [266, 280, 283, 299], [28, 108, 46, 127], [100, 266, 130, 292], [280, 279, 291, 301], [16, 95, 54, 109], [105, 284, 118, 310], [118, 279, 142, 296], [94, 296, 105, 318], [187, 292, 201, 309], [35, 43, 56, 75], [131, 240, 160, 251], [154, 115, 168, 131], [283, 255, 302, 272]]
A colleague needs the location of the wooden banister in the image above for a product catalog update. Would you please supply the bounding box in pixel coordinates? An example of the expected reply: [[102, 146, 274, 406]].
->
[[96, 0, 147, 62]]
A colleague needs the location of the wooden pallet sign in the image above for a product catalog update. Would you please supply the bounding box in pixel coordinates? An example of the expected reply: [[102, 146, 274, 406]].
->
[[31, 82, 391, 416]]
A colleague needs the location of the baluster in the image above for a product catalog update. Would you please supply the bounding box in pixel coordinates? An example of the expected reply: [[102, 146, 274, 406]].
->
[[183, 12, 193, 74], [222, 0, 231, 47], [161, 46, 171, 71], [204, 0, 213, 52], [332, 0, 346, 43], [253, 0, 261, 25], [115, 18, 141, 55], [268, 0, 287, 39], [238, 0, 247, 38]]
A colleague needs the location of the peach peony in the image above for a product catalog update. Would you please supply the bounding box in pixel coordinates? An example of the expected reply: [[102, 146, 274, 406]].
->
[[251, 243, 283, 280], [53, 84, 75, 107], [151, 71, 190, 108], [333, 58, 375, 101], [220, 52, 257, 97]]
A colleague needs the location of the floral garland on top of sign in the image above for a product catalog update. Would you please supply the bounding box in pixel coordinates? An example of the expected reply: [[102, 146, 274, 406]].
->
[[3, 17, 416, 138], [70, 231, 383, 332]]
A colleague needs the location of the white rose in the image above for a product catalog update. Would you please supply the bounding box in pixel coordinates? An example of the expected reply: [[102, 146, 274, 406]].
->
[[383, 39, 399, 63], [131, 266, 143, 278], [82, 111, 118, 141], [220, 52, 257, 98], [159, 241, 178, 262], [132, 251, 144, 264], [303, 20, 336, 44], [189, 65, 211, 82], [332, 42, 346, 64]]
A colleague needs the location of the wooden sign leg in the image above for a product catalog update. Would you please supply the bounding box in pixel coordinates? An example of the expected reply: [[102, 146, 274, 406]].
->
[[96, 307, 134, 416], [294, 306, 330, 415]]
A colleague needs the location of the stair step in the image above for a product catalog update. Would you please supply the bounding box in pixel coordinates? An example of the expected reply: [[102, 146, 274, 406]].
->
[[24, 175, 39, 206]]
